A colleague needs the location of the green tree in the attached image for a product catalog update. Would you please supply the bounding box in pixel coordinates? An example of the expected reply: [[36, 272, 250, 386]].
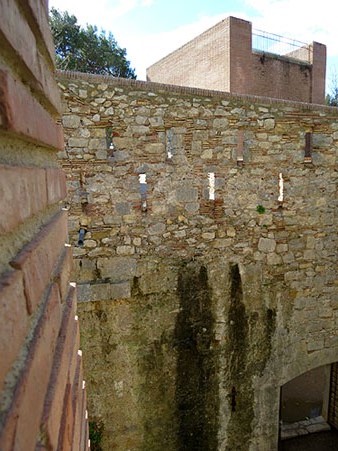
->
[[326, 69, 338, 106], [49, 8, 136, 78]]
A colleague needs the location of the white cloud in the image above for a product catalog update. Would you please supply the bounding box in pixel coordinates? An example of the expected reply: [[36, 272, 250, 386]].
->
[[244, 0, 338, 56], [49, 0, 153, 30]]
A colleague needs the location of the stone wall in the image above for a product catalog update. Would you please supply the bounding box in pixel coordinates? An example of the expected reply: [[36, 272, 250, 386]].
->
[[57, 70, 338, 450], [147, 16, 326, 104], [0, 2, 89, 450]]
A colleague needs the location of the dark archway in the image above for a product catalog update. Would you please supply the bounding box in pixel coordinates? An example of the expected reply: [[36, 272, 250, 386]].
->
[[278, 363, 338, 450]]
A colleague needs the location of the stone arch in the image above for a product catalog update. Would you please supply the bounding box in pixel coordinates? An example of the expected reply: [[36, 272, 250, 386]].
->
[[250, 347, 338, 450]]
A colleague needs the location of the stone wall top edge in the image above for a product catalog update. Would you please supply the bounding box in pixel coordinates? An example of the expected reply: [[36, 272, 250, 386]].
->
[[56, 70, 338, 113]]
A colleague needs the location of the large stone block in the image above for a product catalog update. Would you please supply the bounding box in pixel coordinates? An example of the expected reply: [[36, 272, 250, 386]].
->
[[97, 257, 137, 282], [77, 282, 131, 301], [258, 237, 276, 253], [176, 185, 198, 203]]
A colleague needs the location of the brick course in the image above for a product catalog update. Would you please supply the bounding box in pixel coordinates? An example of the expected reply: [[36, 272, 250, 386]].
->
[[0, 2, 88, 450]]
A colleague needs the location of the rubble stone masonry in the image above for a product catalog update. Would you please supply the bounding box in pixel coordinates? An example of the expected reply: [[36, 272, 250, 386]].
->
[[57, 70, 338, 450], [0, 1, 89, 450]]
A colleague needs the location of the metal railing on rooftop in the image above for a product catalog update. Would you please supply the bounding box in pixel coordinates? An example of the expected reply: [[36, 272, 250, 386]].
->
[[252, 29, 312, 63]]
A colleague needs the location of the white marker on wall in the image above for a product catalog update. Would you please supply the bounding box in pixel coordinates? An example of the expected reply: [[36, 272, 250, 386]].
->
[[278, 173, 284, 202], [208, 172, 215, 200]]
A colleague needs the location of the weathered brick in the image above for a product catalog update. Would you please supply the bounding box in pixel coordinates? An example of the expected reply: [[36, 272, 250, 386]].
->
[[39, 286, 78, 450], [55, 245, 74, 303], [58, 355, 82, 451], [72, 359, 85, 451], [17, 0, 56, 64], [57, 383, 73, 451], [10, 210, 68, 315], [0, 165, 47, 234], [0, 270, 28, 393], [0, 70, 63, 150], [0, 283, 61, 451], [80, 389, 88, 450], [0, 0, 62, 114], [68, 313, 81, 389], [46, 167, 67, 204]]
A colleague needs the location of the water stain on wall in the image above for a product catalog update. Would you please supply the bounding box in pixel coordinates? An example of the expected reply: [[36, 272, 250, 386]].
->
[[175, 262, 219, 451]]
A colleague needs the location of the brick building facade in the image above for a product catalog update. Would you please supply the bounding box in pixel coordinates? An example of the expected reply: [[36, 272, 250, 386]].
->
[[147, 16, 326, 104]]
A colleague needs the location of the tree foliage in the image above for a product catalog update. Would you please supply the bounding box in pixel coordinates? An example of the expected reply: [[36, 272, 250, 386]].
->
[[49, 8, 136, 78], [326, 88, 338, 107], [326, 69, 338, 106]]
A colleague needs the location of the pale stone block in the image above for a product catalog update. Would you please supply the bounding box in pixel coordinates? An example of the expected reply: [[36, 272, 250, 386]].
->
[[202, 232, 215, 240], [96, 150, 108, 159], [97, 257, 137, 281], [282, 252, 295, 264], [131, 125, 149, 134], [84, 240, 97, 248], [201, 149, 213, 159], [174, 230, 187, 238], [264, 118, 275, 129], [135, 115, 148, 124], [276, 243, 288, 253], [213, 117, 229, 129], [116, 245, 135, 255], [176, 186, 198, 203], [149, 116, 164, 126], [113, 137, 134, 149], [185, 202, 200, 213], [116, 203, 131, 215], [145, 143, 165, 153], [213, 239, 233, 249], [148, 223, 166, 235], [68, 137, 88, 147], [304, 249, 316, 260], [133, 237, 142, 246], [79, 89, 87, 98], [79, 128, 90, 138], [226, 227, 236, 237], [62, 115, 81, 128], [77, 282, 131, 302], [103, 106, 114, 116], [88, 138, 106, 150], [267, 253, 282, 265], [258, 237, 276, 253]]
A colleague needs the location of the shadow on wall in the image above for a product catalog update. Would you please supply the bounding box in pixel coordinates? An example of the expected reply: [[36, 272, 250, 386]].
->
[[175, 262, 219, 451]]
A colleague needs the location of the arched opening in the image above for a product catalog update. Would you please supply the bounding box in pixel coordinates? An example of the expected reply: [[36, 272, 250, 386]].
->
[[278, 363, 338, 450]]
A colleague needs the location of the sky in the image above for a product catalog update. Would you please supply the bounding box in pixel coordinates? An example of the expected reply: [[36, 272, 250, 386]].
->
[[49, 0, 338, 92]]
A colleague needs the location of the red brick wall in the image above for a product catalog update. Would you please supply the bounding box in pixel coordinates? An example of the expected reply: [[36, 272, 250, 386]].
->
[[147, 16, 326, 104], [311, 42, 327, 104], [247, 53, 313, 102], [147, 18, 231, 91], [0, 1, 89, 449]]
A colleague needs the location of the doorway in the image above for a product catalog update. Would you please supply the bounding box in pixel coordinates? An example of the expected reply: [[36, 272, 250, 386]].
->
[[279, 363, 338, 449]]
